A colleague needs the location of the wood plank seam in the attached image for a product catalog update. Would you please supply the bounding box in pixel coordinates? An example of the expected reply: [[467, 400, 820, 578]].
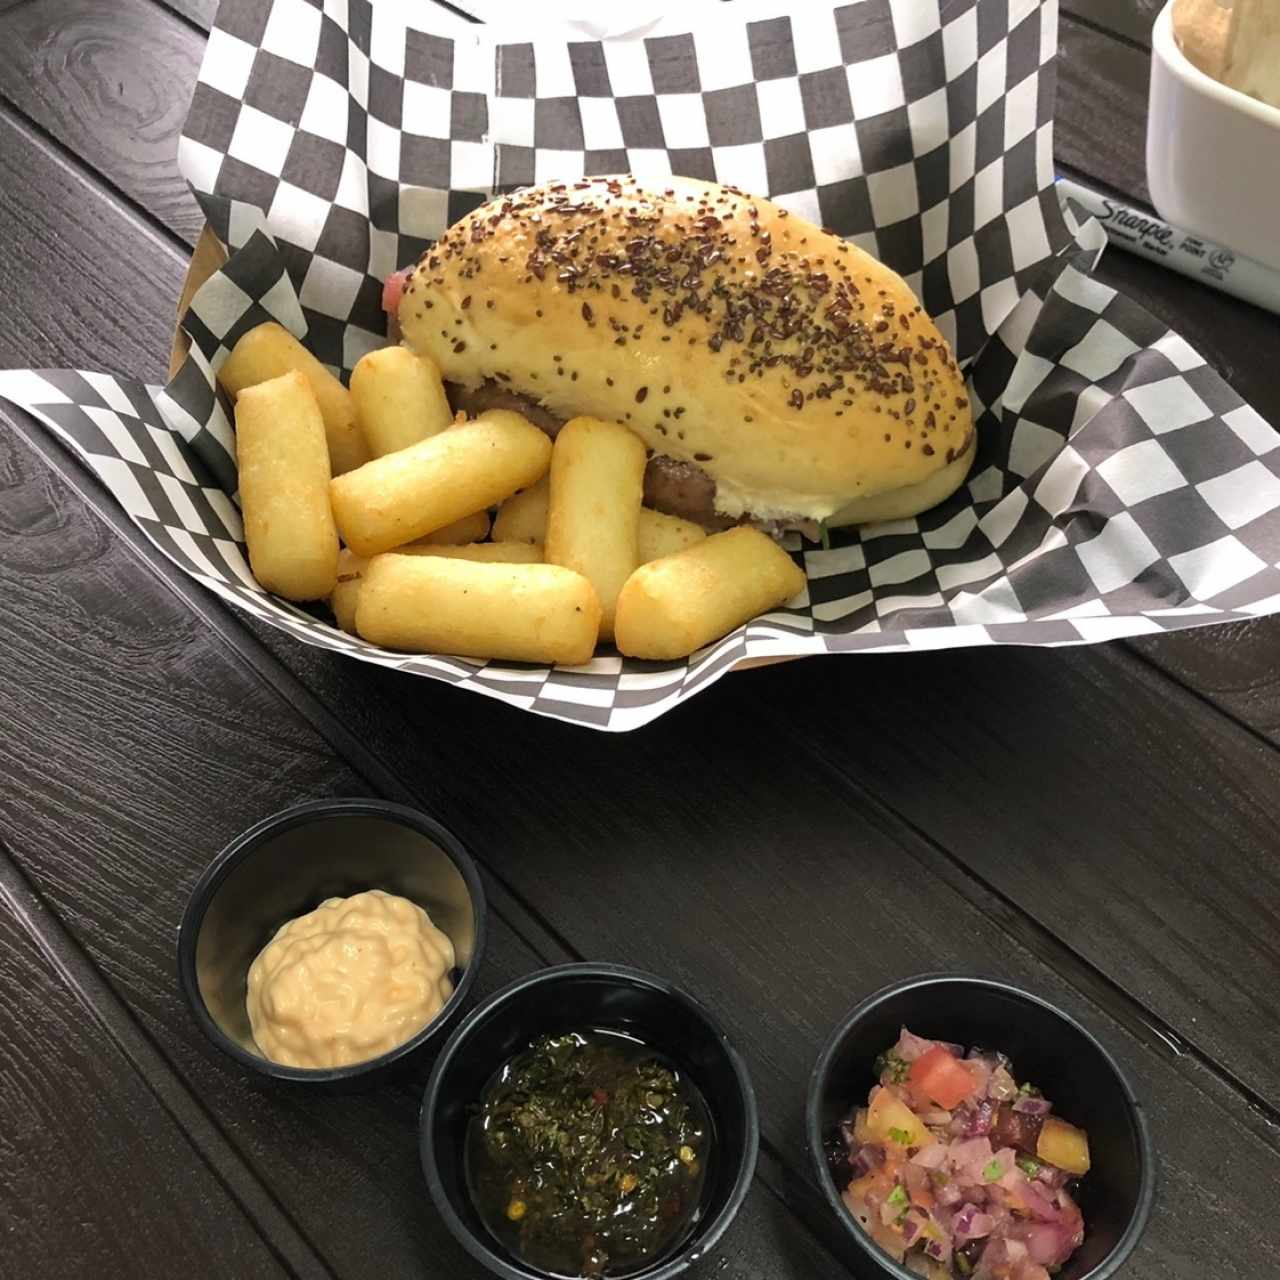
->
[[1062, 8, 1154, 58], [0, 400, 923, 1278], [790, 745, 1280, 1152], [143, 0, 211, 38], [9, 389, 1280, 1149], [0, 95, 195, 257], [0, 835, 338, 1280], [0, 414, 865, 1280]]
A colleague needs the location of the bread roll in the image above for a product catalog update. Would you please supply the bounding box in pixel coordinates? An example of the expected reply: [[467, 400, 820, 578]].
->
[[398, 175, 973, 527]]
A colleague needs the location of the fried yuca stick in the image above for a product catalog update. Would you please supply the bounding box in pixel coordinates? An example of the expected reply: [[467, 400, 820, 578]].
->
[[544, 417, 645, 639], [235, 371, 339, 602], [350, 345, 453, 457], [614, 527, 806, 660], [417, 510, 491, 545], [330, 409, 551, 556], [355, 554, 600, 665], [328, 541, 542, 635], [220, 322, 368, 475], [496, 475, 706, 562]]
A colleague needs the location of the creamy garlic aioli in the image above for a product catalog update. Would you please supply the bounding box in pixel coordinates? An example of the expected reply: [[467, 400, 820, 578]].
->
[[246, 889, 455, 1068]]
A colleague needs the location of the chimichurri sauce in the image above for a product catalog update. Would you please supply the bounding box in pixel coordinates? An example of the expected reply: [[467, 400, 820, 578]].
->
[[465, 1031, 711, 1277]]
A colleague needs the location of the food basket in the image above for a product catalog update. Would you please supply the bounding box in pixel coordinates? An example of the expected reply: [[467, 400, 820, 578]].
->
[[3, 0, 1279, 731]]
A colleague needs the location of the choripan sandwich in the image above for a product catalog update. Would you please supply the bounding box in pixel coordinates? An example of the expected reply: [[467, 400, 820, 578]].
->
[[385, 174, 974, 537]]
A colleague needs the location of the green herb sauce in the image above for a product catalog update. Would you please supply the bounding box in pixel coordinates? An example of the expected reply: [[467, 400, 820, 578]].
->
[[465, 1031, 711, 1277]]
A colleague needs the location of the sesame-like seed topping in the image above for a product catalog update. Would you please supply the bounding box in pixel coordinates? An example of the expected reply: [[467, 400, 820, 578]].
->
[[413, 175, 956, 423]]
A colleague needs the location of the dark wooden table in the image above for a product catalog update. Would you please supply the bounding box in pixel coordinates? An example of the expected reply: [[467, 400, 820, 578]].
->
[[2, 2, 1278, 1276]]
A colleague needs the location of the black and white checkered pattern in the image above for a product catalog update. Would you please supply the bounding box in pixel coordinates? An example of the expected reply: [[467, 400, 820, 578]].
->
[[3, 0, 1279, 731], [178, 0, 1065, 369]]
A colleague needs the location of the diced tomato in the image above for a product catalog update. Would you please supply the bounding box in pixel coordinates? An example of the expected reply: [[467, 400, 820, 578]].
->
[[909, 1046, 979, 1111], [382, 268, 411, 314]]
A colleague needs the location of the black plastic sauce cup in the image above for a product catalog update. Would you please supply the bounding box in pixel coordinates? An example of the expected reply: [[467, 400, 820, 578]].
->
[[177, 797, 487, 1091], [421, 963, 759, 1279], [806, 975, 1154, 1280]]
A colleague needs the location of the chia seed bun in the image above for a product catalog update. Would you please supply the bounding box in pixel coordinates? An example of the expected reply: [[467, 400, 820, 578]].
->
[[399, 175, 975, 527]]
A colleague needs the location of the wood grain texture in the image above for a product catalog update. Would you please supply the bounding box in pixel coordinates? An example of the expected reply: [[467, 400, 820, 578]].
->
[[0, 107, 185, 378], [0, 406, 846, 1280], [742, 649, 1280, 1101], [1057, 15, 1153, 204], [1062, 0, 1162, 48], [153, 0, 218, 31], [0, 870, 288, 1279], [1131, 617, 1280, 743], [184, 588, 1280, 1280], [0, 0, 204, 247]]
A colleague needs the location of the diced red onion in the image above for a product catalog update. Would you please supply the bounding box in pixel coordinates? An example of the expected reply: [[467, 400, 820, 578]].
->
[[902, 1209, 929, 1246], [880, 1197, 906, 1227], [1012, 1096, 1053, 1115], [937, 1180, 964, 1208], [988, 1066, 1018, 1102], [948, 1136, 995, 1183], [1015, 1222, 1078, 1266], [911, 1142, 948, 1169], [954, 1207, 997, 1243], [963, 1099, 996, 1137], [921, 1108, 952, 1126], [896, 1028, 936, 1063], [991, 1105, 1045, 1154]]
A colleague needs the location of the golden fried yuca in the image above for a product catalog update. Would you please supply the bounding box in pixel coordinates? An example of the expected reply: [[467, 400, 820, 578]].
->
[[329, 542, 541, 633], [493, 476, 549, 544], [404, 541, 543, 564], [614, 527, 806, 660], [545, 417, 646, 639], [355, 554, 600, 665], [416, 510, 491, 545], [496, 475, 706, 563], [219, 322, 369, 475], [329, 409, 552, 557], [235, 371, 339, 602], [330, 548, 367, 634], [350, 345, 453, 457], [637, 509, 707, 562]]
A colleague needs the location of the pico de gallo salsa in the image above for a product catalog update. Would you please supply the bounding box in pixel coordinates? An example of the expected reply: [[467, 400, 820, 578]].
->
[[827, 1028, 1091, 1280]]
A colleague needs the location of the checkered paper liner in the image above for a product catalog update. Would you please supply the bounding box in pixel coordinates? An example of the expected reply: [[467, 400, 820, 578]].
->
[[3, 1, 1280, 732]]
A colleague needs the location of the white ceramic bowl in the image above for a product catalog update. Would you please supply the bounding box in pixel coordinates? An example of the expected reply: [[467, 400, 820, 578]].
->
[[1148, 0, 1280, 271]]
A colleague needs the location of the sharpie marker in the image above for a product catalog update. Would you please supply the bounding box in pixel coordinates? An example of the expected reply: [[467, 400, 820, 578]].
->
[[1057, 176, 1280, 316]]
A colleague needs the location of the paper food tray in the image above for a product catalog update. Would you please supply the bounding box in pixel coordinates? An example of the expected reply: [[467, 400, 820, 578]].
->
[[3, 0, 1279, 732]]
